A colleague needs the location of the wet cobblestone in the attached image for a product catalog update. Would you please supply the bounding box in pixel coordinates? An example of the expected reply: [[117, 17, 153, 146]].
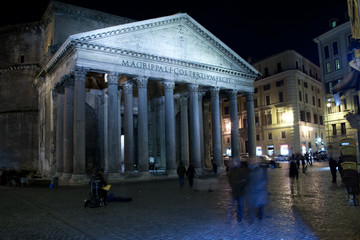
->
[[0, 161, 359, 239]]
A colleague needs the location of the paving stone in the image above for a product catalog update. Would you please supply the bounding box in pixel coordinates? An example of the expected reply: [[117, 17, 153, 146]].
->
[[0, 162, 359, 239]]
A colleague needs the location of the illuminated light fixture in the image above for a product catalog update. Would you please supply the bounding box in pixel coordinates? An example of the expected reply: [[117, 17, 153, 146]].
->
[[104, 73, 108, 83]]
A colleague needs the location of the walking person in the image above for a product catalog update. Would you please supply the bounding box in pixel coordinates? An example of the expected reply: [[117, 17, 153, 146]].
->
[[177, 162, 186, 187], [227, 160, 249, 222], [301, 156, 307, 173], [247, 158, 269, 223], [289, 159, 299, 180], [186, 164, 196, 187], [329, 157, 338, 183]]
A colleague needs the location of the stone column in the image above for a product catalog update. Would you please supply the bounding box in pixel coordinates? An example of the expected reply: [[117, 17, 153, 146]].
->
[[203, 102, 211, 168], [163, 81, 176, 173], [150, 101, 158, 166], [70, 67, 87, 183], [118, 89, 122, 171], [123, 81, 134, 174], [136, 76, 149, 175], [107, 73, 121, 179], [246, 93, 256, 158], [229, 89, 240, 162], [55, 82, 64, 177], [158, 98, 166, 169], [198, 91, 205, 168], [189, 84, 201, 170], [179, 96, 189, 166], [211, 87, 222, 168], [103, 91, 109, 174], [61, 75, 74, 181]]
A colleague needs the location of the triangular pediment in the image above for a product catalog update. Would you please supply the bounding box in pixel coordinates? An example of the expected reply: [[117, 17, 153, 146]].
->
[[70, 13, 258, 76]]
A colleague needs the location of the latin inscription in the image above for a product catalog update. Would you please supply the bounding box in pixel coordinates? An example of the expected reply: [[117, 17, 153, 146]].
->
[[122, 60, 231, 83]]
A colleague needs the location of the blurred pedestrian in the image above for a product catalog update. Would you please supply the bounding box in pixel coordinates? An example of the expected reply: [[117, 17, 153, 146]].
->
[[329, 157, 338, 183], [177, 162, 186, 187], [301, 156, 307, 173], [296, 157, 300, 169], [186, 164, 196, 187], [289, 159, 299, 180], [227, 160, 249, 222], [212, 161, 218, 174], [248, 158, 269, 222]]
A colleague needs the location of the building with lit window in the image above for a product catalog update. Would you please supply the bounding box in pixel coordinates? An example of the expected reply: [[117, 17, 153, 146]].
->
[[221, 50, 325, 157], [314, 21, 358, 158], [1, 1, 259, 180]]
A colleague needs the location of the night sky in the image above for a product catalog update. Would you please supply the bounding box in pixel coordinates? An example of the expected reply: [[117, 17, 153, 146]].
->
[[0, 0, 349, 66]]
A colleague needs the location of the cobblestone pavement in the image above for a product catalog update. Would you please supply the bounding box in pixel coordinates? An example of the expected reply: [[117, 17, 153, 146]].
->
[[1, 161, 360, 240]]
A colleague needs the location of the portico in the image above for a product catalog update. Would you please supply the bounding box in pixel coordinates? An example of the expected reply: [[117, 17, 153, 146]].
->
[[34, 13, 259, 183]]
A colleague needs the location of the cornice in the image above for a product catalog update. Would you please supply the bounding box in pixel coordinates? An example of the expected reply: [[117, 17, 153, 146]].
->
[[0, 22, 42, 35], [40, 1, 134, 30], [70, 13, 258, 77], [74, 40, 256, 80], [0, 64, 41, 72], [45, 13, 259, 81]]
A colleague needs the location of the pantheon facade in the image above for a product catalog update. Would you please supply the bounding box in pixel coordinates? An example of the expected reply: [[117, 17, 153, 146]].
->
[[3, 2, 259, 183]]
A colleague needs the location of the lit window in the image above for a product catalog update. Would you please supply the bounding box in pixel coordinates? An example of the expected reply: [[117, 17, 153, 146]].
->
[[331, 20, 337, 28], [326, 62, 331, 73], [334, 59, 340, 70]]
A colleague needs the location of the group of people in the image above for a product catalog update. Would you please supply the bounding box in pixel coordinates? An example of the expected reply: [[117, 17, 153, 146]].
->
[[227, 158, 269, 223], [176, 162, 197, 187], [289, 153, 314, 179]]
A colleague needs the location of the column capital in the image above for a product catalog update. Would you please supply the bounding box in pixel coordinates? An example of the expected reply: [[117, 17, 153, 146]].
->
[[245, 92, 254, 101], [135, 76, 149, 88], [179, 95, 188, 106], [188, 84, 199, 92], [107, 72, 119, 85], [157, 97, 165, 109], [63, 75, 74, 89], [228, 89, 238, 100], [210, 87, 220, 97], [198, 91, 205, 100], [74, 66, 88, 81], [122, 81, 133, 94], [54, 81, 65, 94], [163, 81, 175, 90]]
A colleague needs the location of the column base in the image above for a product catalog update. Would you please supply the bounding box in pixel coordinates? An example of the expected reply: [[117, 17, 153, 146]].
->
[[60, 173, 72, 180], [69, 174, 88, 184], [195, 168, 203, 175], [107, 172, 123, 182], [166, 169, 177, 177], [59, 173, 72, 185]]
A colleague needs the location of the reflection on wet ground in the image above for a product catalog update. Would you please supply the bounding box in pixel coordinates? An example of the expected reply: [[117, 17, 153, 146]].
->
[[1, 161, 359, 239], [266, 161, 360, 240]]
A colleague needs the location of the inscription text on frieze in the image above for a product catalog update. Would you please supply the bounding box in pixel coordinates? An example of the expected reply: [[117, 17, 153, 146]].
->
[[122, 60, 231, 83]]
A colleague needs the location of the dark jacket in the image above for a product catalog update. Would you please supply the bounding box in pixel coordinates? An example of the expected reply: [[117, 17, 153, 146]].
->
[[228, 166, 249, 198], [186, 165, 196, 178], [177, 164, 186, 177]]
